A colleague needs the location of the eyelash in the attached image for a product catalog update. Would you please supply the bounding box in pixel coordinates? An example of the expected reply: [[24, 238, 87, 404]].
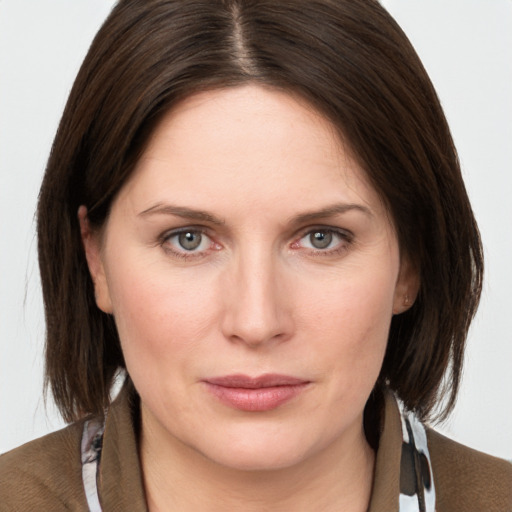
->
[[159, 227, 218, 261], [293, 226, 353, 257], [158, 226, 353, 260]]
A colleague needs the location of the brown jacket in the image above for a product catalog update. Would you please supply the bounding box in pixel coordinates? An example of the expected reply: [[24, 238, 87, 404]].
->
[[1, 387, 511, 511]]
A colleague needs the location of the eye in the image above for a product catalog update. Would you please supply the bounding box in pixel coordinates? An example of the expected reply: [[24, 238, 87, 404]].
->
[[308, 231, 334, 249], [295, 228, 351, 253], [162, 229, 213, 254], [177, 231, 204, 251]]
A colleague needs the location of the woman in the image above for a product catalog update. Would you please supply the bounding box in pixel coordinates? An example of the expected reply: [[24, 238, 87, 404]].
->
[[1, 0, 510, 510]]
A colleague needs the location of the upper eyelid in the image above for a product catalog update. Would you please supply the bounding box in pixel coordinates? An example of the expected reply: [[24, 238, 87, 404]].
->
[[296, 225, 353, 239], [158, 228, 213, 259], [290, 226, 354, 255], [158, 227, 213, 254], [160, 225, 212, 240]]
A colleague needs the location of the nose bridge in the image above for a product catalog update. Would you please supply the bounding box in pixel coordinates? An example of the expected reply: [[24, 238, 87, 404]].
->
[[222, 241, 290, 346]]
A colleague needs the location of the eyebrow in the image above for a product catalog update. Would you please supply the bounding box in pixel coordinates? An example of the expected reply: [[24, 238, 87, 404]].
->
[[289, 203, 373, 225], [138, 203, 225, 225], [139, 201, 372, 227]]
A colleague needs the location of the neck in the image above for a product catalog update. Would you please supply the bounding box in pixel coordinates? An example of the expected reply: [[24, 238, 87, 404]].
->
[[140, 408, 375, 512]]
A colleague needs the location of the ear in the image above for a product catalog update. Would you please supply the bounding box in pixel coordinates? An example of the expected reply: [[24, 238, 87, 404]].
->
[[392, 255, 420, 315], [78, 206, 113, 314]]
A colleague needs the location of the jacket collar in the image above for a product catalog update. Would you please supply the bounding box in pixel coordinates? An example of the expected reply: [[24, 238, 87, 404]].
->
[[98, 383, 148, 511]]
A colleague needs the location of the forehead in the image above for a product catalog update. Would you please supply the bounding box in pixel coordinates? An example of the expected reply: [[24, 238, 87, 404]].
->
[[117, 84, 387, 221]]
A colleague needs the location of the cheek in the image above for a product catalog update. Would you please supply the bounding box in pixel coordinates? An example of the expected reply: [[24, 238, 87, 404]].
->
[[299, 261, 397, 334], [296, 264, 397, 380], [104, 256, 220, 368]]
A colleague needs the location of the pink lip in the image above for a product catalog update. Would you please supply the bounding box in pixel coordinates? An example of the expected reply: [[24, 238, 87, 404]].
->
[[203, 374, 310, 412]]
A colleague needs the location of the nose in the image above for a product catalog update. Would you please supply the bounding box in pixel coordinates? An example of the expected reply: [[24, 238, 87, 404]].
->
[[220, 249, 293, 348]]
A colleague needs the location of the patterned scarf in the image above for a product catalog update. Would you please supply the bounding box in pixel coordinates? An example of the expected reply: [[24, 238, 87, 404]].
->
[[397, 400, 436, 511]]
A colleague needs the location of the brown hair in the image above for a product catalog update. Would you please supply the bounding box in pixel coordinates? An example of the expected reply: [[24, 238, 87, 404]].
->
[[38, 0, 483, 423]]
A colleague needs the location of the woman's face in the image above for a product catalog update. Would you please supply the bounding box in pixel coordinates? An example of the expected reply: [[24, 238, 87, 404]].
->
[[83, 85, 415, 471]]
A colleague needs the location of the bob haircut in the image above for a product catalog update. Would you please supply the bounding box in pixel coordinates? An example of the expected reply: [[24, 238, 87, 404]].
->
[[37, 0, 483, 423]]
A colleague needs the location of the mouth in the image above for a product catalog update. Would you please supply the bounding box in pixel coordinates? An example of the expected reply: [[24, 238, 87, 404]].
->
[[202, 374, 311, 412]]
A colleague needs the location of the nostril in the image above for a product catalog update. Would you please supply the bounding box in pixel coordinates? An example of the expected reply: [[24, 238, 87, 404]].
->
[[223, 310, 292, 347]]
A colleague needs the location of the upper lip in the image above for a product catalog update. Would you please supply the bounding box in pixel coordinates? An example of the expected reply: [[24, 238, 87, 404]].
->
[[204, 374, 309, 389]]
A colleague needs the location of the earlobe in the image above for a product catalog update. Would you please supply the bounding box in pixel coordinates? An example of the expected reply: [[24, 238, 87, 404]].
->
[[78, 206, 113, 314], [392, 256, 420, 315]]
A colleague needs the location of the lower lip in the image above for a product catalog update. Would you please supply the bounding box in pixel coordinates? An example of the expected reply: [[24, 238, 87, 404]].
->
[[204, 383, 309, 412]]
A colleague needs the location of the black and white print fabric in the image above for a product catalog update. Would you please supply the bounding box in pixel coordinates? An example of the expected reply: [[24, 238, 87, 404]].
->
[[397, 399, 436, 512], [81, 418, 105, 512]]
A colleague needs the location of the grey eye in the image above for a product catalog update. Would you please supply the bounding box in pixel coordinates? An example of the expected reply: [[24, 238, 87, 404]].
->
[[309, 231, 333, 249], [178, 231, 203, 250]]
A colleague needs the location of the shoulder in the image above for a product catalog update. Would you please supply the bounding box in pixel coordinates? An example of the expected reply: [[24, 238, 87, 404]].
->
[[427, 428, 512, 512], [0, 420, 87, 510]]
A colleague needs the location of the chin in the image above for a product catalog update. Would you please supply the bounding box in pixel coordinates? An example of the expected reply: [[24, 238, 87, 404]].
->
[[191, 427, 318, 472], [207, 446, 308, 473]]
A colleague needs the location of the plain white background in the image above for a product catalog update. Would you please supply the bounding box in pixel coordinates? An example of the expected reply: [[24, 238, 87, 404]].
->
[[1, 0, 511, 459]]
